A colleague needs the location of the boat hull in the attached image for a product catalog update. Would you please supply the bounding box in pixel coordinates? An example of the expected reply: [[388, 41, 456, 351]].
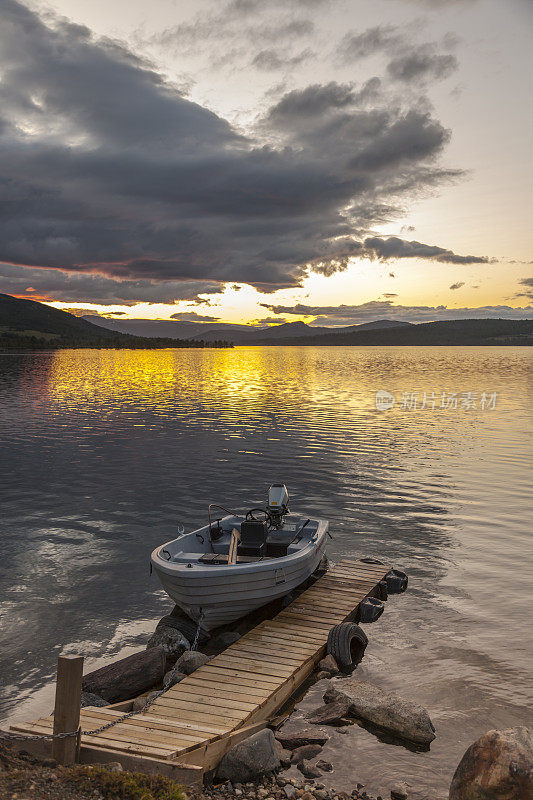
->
[[151, 519, 328, 631]]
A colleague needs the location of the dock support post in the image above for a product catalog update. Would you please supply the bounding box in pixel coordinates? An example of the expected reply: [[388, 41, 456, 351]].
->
[[51, 654, 84, 765]]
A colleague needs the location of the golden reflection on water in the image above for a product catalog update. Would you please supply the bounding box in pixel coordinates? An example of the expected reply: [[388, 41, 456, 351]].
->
[[41, 345, 531, 455]]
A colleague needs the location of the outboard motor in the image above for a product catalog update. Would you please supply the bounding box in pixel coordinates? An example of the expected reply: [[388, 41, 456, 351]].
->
[[267, 483, 289, 527]]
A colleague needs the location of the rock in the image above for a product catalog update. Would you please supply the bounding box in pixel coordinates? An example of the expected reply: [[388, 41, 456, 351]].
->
[[316, 761, 333, 773], [313, 671, 333, 683], [145, 627, 190, 664], [449, 726, 532, 800], [174, 650, 210, 675], [324, 680, 436, 746], [163, 669, 187, 689], [103, 762, 123, 772], [217, 729, 280, 783], [318, 655, 339, 675], [274, 740, 293, 768], [275, 727, 330, 750], [298, 759, 322, 779], [284, 787, 297, 799], [306, 700, 352, 726], [81, 691, 108, 708], [390, 784, 409, 799], [290, 744, 323, 764], [132, 690, 160, 712]]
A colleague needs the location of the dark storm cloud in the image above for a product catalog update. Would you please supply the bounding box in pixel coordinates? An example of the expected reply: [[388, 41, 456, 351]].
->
[[261, 301, 533, 325], [449, 281, 465, 289], [364, 237, 492, 264], [0, 263, 222, 304], [387, 47, 458, 82], [0, 0, 488, 303]]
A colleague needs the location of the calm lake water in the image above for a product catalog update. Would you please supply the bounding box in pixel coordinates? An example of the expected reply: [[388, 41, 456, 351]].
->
[[0, 346, 531, 797]]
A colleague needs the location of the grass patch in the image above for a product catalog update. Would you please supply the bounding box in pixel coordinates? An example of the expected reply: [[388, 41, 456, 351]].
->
[[63, 766, 187, 800]]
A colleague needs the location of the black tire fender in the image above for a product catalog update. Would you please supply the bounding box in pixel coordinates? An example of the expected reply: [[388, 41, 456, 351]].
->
[[376, 579, 388, 601], [327, 622, 368, 671], [359, 597, 385, 623], [386, 568, 408, 594]]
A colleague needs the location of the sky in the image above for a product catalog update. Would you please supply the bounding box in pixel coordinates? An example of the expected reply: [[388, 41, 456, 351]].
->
[[0, 0, 532, 327]]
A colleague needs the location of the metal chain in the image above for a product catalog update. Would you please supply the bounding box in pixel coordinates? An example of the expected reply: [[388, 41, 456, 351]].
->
[[191, 612, 204, 651], [0, 680, 169, 743]]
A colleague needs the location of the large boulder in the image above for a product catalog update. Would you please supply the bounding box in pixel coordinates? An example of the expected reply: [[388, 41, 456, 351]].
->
[[449, 726, 532, 800], [174, 650, 209, 675], [216, 729, 280, 783], [145, 627, 190, 665], [324, 679, 435, 746]]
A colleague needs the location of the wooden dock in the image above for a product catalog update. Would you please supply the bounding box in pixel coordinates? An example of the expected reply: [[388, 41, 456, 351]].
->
[[11, 559, 390, 786]]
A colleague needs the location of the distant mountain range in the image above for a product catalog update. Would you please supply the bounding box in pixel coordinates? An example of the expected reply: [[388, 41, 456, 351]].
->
[[84, 313, 533, 346], [83, 315, 412, 343], [0, 294, 531, 349], [0, 294, 230, 349]]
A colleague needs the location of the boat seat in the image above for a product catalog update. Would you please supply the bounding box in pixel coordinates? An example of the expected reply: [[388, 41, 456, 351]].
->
[[198, 553, 264, 565], [265, 531, 297, 558], [238, 520, 268, 557]]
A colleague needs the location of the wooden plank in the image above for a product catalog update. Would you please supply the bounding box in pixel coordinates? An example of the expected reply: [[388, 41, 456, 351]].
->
[[279, 608, 342, 622], [256, 622, 327, 642], [151, 699, 248, 722], [241, 633, 319, 653], [197, 665, 281, 687], [157, 690, 257, 712], [148, 698, 242, 721], [151, 695, 248, 718], [97, 708, 228, 736], [276, 613, 337, 628], [146, 705, 237, 727], [79, 710, 208, 743], [212, 654, 295, 676], [11, 721, 174, 758], [228, 644, 305, 665], [183, 676, 271, 701]]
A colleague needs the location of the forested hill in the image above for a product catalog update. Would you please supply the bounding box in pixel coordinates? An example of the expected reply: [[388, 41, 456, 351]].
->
[[0, 294, 231, 349], [277, 318, 533, 346]]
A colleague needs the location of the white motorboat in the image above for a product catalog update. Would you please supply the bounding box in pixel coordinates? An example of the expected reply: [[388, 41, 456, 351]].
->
[[151, 485, 328, 631]]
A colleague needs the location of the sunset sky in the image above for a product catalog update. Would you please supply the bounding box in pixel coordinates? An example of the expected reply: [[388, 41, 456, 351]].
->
[[0, 0, 532, 326]]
